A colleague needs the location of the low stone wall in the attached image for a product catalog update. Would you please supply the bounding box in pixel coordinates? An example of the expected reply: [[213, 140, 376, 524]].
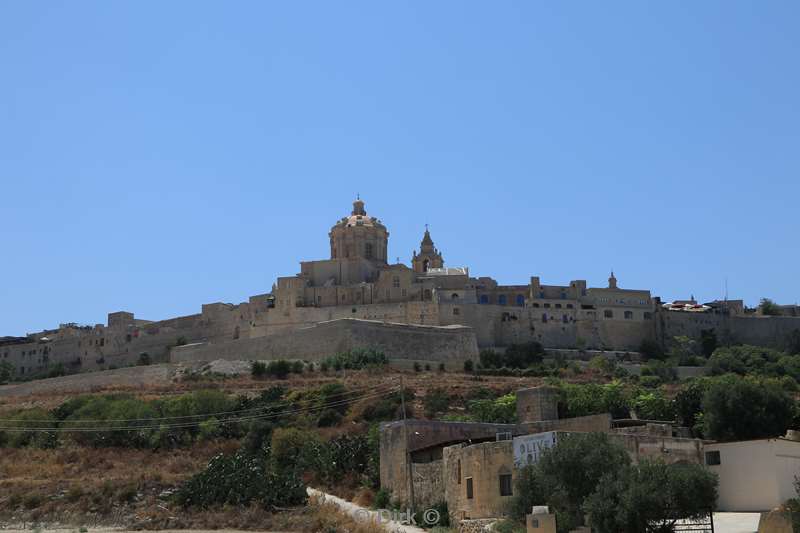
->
[[170, 318, 479, 363], [458, 518, 497, 533]]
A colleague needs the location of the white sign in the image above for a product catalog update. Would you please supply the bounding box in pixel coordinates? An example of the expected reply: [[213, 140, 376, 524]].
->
[[513, 431, 558, 468]]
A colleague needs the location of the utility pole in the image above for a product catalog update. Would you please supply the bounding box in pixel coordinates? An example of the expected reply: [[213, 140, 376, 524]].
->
[[400, 376, 415, 515]]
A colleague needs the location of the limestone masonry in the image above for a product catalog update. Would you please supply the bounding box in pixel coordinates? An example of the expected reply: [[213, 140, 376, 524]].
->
[[3, 198, 799, 377]]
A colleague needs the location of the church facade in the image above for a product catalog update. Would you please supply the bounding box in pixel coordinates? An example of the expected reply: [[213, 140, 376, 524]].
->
[[2, 199, 797, 378]]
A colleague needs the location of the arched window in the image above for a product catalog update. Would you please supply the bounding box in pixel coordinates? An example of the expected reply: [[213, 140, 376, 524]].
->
[[480, 295, 489, 304], [516, 295, 525, 307], [498, 295, 507, 305], [365, 243, 373, 259], [423, 258, 430, 272], [451, 293, 459, 300]]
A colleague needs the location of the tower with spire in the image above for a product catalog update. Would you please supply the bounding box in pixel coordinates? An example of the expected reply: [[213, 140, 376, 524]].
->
[[412, 225, 444, 273], [608, 271, 618, 289]]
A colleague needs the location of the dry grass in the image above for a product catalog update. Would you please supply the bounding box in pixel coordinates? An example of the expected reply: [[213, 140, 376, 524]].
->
[[0, 440, 237, 525]]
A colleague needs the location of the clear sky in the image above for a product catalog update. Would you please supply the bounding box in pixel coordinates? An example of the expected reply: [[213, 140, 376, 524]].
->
[[1, 2, 798, 335]]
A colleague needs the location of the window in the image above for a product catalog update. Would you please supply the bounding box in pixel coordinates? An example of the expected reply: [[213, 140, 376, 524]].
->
[[365, 243, 374, 259], [542, 313, 548, 323], [499, 473, 513, 496], [453, 307, 460, 316], [533, 303, 540, 308], [563, 315, 568, 323], [544, 303, 551, 308], [705, 451, 721, 465], [643, 312, 652, 320], [452, 293, 459, 300], [466, 478, 474, 499], [566, 304, 574, 309], [424, 289, 432, 300], [457, 460, 462, 484], [499, 295, 507, 305], [516, 294, 525, 306], [624, 310, 634, 320], [604, 310, 613, 319], [480, 295, 489, 304], [555, 303, 562, 309], [392, 276, 400, 288]]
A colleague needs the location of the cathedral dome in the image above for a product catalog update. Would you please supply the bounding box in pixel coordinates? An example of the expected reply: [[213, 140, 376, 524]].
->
[[329, 198, 389, 263], [333, 198, 386, 229]]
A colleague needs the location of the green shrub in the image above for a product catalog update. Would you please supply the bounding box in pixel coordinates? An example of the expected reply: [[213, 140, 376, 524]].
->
[[638, 339, 665, 361], [322, 348, 387, 371], [0, 361, 14, 384], [463, 359, 474, 373], [47, 363, 66, 378], [251, 361, 267, 378], [373, 488, 391, 509], [413, 362, 422, 372], [560, 381, 631, 419], [631, 390, 675, 421], [467, 393, 516, 423], [266, 360, 291, 379], [317, 408, 343, 427], [361, 389, 414, 422], [290, 360, 304, 374], [641, 361, 678, 383], [137, 352, 151, 366], [242, 420, 273, 455], [638, 375, 661, 388], [1, 408, 58, 448], [424, 388, 450, 418], [63, 395, 158, 448], [175, 450, 306, 508]]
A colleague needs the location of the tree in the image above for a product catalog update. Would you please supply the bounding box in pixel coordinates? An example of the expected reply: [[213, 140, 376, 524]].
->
[[700, 329, 718, 358], [702, 374, 795, 441], [639, 339, 665, 361], [584, 460, 718, 533], [631, 390, 675, 421], [760, 298, 782, 316], [0, 361, 14, 384], [674, 378, 711, 434], [511, 433, 630, 532], [667, 336, 699, 364], [467, 393, 517, 423]]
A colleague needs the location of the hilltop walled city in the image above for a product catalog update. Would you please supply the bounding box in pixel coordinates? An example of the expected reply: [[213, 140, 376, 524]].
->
[[2, 198, 799, 378], [4, 199, 800, 533]]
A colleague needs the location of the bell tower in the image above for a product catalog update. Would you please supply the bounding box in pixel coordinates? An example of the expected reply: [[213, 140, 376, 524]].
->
[[412, 225, 444, 273]]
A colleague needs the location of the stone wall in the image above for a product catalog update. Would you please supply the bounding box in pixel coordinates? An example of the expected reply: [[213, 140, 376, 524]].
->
[[411, 460, 444, 509], [170, 318, 479, 363]]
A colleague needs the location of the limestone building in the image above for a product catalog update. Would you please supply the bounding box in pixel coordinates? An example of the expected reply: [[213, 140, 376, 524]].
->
[[2, 198, 799, 378]]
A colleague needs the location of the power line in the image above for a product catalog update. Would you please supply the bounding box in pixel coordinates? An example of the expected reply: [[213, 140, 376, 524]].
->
[[0, 381, 397, 424], [0, 386, 400, 433]]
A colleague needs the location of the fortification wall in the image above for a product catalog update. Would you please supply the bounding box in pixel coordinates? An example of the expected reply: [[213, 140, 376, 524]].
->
[[170, 318, 478, 363], [658, 311, 800, 351]]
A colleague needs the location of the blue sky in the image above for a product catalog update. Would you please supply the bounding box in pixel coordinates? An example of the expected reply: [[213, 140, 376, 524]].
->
[[1, 2, 798, 335]]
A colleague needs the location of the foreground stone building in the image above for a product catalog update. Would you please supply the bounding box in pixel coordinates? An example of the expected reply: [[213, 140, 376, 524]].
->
[[379, 386, 706, 521], [2, 199, 799, 378]]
